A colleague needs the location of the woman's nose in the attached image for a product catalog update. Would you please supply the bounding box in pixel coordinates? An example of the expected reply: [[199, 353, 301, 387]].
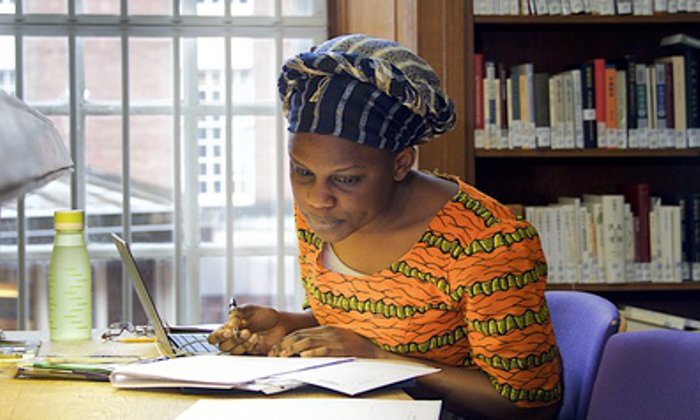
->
[[306, 180, 335, 209]]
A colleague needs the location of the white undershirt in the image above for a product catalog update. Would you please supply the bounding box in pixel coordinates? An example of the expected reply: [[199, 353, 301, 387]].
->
[[321, 243, 366, 276]]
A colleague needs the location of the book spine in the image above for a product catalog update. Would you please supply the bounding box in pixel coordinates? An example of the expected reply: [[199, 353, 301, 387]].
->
[[571, 69, 584, 149], [690, 193, 700, 280], [664, 61, 675, 130], [635, 64, 649, 135], [616, 70, 628, 148], [594, 58, 607, 146], [499, 62, 509, 133], [619, 183, 651, 263], [605, 64, 618, 148], [655, 62, 668, 132], [474, 53, 485, 131], [510, 65, 522, 148], [581, 62, 597, 148], [684, 48, 699, 128], [625, 56, 638, 130]]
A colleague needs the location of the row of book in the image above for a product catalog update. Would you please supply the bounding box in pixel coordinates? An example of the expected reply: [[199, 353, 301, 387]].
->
[[474, 33, 700, 150], [517, 185, 700, 284], [473, 0, 700, 15]]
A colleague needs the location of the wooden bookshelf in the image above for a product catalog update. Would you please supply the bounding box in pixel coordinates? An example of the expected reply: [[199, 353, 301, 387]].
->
[[548, 282, 700, 292], [469, 9, 700, 319], [329, 0, 700, 319], [548, 282, 700, 321]]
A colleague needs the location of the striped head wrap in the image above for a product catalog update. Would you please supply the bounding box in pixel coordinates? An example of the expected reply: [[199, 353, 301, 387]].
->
[[278, 34, 456, 152]]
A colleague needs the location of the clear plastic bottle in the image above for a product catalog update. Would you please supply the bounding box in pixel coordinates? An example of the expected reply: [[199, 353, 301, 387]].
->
[[48, 210, 92, 341]]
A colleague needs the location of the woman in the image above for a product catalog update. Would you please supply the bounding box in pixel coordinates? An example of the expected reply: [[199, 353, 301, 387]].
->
[[208, 34, 561, 420]]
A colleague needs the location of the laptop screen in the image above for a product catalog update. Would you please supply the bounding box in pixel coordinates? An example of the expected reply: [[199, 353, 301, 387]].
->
[[110, 233, 174, 356]]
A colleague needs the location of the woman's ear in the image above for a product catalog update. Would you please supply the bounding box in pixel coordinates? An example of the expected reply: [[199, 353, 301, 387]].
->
[[393, 147, 416, 181]]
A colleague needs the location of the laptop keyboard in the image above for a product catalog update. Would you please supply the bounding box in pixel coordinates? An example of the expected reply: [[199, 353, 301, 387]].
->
[[169, 333, 219, 354]]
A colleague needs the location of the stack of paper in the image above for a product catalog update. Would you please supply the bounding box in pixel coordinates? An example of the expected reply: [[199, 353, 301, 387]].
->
[[109, 355, 439, 395]]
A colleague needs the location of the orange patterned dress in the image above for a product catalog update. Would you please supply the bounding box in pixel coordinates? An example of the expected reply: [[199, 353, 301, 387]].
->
[[295, 175, 562, 408]]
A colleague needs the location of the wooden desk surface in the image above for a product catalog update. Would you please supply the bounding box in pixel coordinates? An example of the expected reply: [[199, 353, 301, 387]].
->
[[0, 331, 410, 420]]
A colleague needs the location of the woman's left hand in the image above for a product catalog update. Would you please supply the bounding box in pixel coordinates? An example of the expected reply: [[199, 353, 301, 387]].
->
[[268, 325, 380, 358]]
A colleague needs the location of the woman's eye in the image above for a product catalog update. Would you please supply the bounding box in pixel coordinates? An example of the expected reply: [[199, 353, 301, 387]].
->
[[293, 166, 312, 177], [334, 176, 359, 185]]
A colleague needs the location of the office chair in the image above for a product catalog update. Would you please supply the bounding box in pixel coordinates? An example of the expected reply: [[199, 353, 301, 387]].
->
[[545, 291, 620, 420], [585, 329, 700, 420]]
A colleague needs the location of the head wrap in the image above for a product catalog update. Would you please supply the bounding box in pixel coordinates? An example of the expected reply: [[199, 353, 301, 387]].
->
[[278, 34, 456, 152]]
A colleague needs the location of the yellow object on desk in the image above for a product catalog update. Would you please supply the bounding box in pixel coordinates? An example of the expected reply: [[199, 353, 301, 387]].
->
[[117, 336, 156, 343]]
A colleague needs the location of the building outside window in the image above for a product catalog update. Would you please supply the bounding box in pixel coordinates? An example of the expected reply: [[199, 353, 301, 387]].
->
[[0, 0, 326, 330]]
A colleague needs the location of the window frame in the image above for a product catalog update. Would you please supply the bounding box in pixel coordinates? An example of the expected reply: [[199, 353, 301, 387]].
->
[[0, 0, 327, 329]]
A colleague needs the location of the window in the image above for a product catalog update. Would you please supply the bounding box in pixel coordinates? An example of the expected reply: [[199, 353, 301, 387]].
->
[[0, 0, 326, 330]]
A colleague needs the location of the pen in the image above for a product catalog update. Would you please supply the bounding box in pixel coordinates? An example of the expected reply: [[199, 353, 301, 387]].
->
[[228, 297, 238, 314], [45, 355, 143, 364], [117, 336, 156, 343]]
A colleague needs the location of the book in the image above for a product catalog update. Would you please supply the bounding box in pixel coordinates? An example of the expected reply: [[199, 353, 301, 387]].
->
[[571, 68, 584, 149], [618, 183, 652, 264], [616, 69, 628, 148], [583, 194, 626, 283], [605, 64, 618, 136], [656, 55, 687, 132], [581, 61, 597, 148], [660, 33, 700, 131], [474, 53, 485, 131], [635, 63, 649, 141], [660, 33, 700, 50], [534, 72, 551, 147], [562, 70, 576, 149], [594, 58, 608, 146], [621, 55, 638, 131]]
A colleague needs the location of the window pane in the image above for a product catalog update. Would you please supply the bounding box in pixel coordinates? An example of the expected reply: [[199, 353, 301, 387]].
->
[[85, 37, 121, 102], [79, 0, 120, 14], [85, 115, 123, 242], [128, 0, 171, 15], [0, 0, 13, 14], [196, 38, 224, 105], [0, 36, 15, 95], [194, 0, 223, 16], [130, 38, 173, 104], [23, 37, 68, 104], [24, 0, 66, 14], [282, 0, 315, 16], [131, 115, 175, 244], [231, 0, 273, 16], [232, 37, 275, 103]]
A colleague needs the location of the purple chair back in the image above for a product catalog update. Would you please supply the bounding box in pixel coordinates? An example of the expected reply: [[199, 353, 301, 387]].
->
[[586, 330, 700, 420], [546, 291, 620, 420]]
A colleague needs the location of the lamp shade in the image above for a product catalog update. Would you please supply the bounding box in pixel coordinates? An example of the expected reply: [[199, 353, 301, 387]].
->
[[0, 90, 73, 202]]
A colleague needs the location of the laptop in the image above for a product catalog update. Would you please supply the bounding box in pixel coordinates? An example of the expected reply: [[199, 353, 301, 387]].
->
[[110, 233, 219, 357]]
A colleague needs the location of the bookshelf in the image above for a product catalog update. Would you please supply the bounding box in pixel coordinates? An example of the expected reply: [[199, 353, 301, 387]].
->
[[329, 1, 700, 320], [467, 12, 700, 204], [467, 10, 700, 320]]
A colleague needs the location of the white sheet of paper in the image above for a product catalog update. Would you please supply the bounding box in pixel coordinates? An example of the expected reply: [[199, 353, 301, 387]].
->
[[110, 355, 352, 388], [272, 359, 440, 395], [175, 398, 442, 420]]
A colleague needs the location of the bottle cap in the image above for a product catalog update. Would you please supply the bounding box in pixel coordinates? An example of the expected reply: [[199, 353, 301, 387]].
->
[[54, 210, 84, 231]]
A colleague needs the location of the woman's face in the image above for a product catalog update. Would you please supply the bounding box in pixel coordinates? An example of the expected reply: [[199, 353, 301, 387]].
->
[[288, 132, 399, 244]]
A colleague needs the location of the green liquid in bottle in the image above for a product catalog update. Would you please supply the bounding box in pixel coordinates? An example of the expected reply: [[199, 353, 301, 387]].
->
[[48, 214, 92, 341]]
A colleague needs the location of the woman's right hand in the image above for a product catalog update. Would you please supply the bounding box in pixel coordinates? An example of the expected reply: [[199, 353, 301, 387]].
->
[[207, 305, 288, 355]]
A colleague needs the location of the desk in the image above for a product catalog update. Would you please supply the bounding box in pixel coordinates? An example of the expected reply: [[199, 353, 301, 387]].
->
[[0, 332, 410, 420]]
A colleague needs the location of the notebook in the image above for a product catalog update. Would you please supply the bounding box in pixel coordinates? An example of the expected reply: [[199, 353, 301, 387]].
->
[[111, 233, 219, 357]]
